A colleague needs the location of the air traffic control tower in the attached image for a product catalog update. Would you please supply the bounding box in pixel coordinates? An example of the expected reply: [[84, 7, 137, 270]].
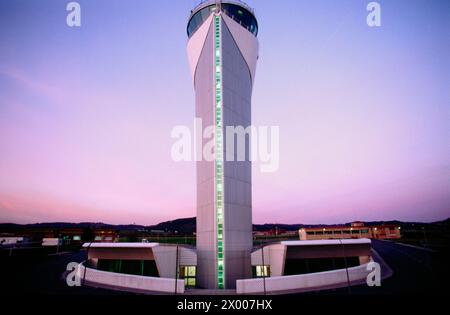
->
[[186, 1, 259, 289]]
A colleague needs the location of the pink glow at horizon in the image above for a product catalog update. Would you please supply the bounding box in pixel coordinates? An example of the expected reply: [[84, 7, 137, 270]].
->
[[0, 0, 449, 225]]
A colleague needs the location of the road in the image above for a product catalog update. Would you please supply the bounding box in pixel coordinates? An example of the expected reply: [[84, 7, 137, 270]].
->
[[310, 239, 450, 295], [0, 250, 128, 295]]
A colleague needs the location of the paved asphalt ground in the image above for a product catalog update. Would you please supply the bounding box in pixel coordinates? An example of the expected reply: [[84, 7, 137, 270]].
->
[[311, 239, 450, 295], [1, 240, 449, 296], [0, 250, 126, 295]]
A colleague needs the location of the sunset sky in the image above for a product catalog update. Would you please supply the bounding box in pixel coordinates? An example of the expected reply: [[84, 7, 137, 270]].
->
[[0, 0, 449, 225]]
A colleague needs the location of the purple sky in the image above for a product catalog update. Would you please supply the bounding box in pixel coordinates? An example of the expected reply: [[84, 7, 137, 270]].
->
[[0, 0, 449, 225]]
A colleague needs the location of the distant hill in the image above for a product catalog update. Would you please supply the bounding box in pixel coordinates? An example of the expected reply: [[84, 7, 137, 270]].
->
[[0, 222, 146, 233], [1, 217, 449, 234], [147, 218, 196, 234]]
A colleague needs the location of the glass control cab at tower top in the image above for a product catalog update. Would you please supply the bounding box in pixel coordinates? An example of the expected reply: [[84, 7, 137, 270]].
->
[[187, 0, 258, 38]]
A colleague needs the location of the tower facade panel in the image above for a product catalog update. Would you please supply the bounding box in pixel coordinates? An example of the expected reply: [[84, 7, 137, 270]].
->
[[194, 19, 217, 289], [221, 18, 253, 288], [187, 1, 258, 289]]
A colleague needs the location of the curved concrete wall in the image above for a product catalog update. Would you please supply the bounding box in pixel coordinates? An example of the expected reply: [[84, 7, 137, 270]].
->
[[236, 262, 372, 294], [251, 244, 287, 277], [77, 262, 185, 294], [153, 245, 197, 278], [187, 14, 214, 81]]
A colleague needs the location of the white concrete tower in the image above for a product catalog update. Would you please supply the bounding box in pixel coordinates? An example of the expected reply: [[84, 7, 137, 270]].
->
[[186, 1, 259, 289]]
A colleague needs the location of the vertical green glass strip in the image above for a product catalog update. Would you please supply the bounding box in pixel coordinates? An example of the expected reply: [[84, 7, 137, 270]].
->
[[214, 14, 225, 290]]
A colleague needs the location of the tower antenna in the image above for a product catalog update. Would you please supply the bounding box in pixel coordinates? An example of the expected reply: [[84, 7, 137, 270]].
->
[[215, 0, 222, 13]]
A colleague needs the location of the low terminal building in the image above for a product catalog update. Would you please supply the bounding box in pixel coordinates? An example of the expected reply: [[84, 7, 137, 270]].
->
[[237, 239, 373, 294], [1, 228, 84, 248], [79, 243, 196, 294], [299, 222, 401, 241], [93, 229, 118, 242], [78, 239, 375, 295], [0, 237, 26, 245], [42, 238, 62, 247]]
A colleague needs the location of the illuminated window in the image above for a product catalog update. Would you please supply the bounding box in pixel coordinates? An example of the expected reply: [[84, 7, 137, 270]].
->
[[253, 266, 271, 278], [215, 14, 225, 289], [180, 266, 196, 288]]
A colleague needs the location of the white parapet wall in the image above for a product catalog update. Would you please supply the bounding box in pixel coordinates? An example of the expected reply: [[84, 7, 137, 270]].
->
[[236, 263, 372, 294], [77, 262, 185, 294]]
